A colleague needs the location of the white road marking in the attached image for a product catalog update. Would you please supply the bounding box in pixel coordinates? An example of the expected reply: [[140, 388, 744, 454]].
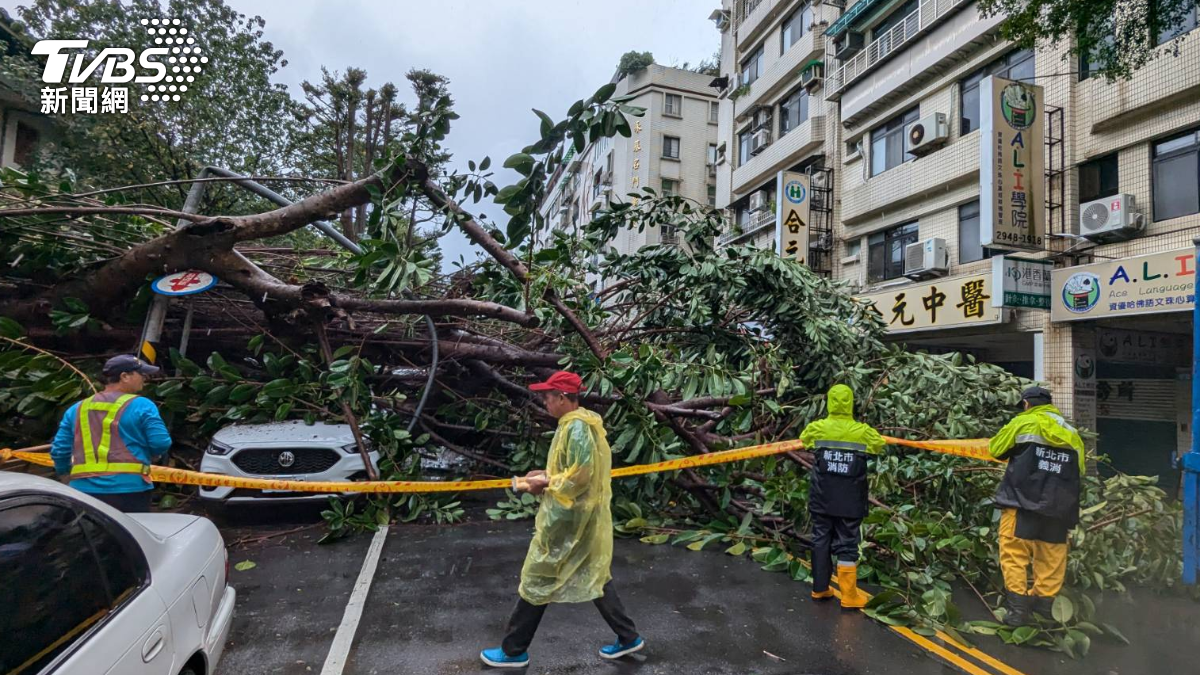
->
[[320, 525, 389, 675]]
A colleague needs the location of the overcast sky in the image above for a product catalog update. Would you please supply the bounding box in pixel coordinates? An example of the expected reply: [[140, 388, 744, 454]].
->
[[234, 0, 720, 269]]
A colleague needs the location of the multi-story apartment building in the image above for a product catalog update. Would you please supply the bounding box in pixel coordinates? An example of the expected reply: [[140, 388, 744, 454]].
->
[[537, 63, 720, 285], [711, 0, 1200, 489]]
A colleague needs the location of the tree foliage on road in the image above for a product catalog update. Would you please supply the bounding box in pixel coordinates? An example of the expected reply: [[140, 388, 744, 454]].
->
[[0, 34, 1185, 657]]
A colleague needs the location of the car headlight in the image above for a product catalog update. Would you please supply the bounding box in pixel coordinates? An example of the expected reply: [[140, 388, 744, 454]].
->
[[341, 442, 370, 454], [207, 440, 234, 456]]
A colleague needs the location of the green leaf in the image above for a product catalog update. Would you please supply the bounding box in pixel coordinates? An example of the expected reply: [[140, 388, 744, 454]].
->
[[593, 82, 617, 104], [1052, 595, 1074, 624], [234, 560, 257, 572], [1012, 626, 1038, 644], [503, 152, 535, 173], [0, 317, 24, 339], [725, 541, 747, 556], [1102, 623, 1130, 645], [640, 533, 670, 544], [480, 156, 491, 171]]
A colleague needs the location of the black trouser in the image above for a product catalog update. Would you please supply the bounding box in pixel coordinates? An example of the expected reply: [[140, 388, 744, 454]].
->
[[502, 581, 639, 656], [810, 511, 863, 593], [90, 491, 153, 513]]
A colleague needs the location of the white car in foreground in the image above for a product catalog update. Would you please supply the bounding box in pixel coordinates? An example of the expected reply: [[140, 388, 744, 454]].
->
[[199, 421, 380, 504], [0, 472, 235, 675]]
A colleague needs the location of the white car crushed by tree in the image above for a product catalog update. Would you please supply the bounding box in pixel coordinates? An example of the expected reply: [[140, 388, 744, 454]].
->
[[199, 421, 380, 504]]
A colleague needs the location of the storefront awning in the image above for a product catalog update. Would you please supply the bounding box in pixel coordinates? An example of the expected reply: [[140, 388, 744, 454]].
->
[[825, 0, 886, 39]]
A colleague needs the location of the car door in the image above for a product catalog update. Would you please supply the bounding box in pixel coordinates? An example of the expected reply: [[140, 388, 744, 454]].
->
[[0, 495, 173, 675]]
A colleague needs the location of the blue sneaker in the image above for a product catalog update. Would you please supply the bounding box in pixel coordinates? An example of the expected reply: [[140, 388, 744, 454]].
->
[[480, 647, 529, 668], [599, 636, 645, 660]]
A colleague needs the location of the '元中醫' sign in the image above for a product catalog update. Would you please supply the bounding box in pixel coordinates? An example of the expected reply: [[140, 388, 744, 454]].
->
[[858, 273, 1004, 333]]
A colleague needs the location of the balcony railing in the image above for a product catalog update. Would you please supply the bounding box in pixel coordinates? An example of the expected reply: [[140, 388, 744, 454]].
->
[[718, 210, 775, 246], [734, 0, 764, 28], [828, 0, 968, 97]]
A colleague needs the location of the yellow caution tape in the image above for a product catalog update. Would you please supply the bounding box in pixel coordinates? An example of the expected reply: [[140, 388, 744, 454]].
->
[[0, 436, 997, 495]]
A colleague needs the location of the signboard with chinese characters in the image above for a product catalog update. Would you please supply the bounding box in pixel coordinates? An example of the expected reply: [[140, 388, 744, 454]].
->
[[858, 274, 1005, 333], [1050, 247, 1197, 322], [990, 255, 1052, 309], [775, 171, 809, 264], [980, 76, 1045, 251]]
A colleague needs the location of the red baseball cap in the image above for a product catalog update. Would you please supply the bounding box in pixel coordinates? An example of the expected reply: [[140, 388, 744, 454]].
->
[[529, 371, 583, 394]]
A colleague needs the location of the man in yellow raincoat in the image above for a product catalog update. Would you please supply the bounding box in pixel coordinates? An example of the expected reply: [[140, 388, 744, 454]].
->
[[481, 371, 642, 669], [799, 384, 884, 609], [989, 386, 1085, 626]]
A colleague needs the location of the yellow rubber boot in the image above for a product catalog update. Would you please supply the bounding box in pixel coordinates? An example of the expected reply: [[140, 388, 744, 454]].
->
[[811, 589, 835, 601], [837, 563, 867, 609]]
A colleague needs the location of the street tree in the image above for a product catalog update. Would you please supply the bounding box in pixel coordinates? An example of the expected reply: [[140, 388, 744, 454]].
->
[[979, 0, 1199, 80]]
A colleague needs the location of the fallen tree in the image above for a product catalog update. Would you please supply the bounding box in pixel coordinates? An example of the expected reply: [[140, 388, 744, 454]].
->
[[0, 80, 1184, 656]]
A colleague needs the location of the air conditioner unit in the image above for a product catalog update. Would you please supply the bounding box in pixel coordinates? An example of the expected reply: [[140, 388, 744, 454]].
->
[[904, 237, 949, 280], [707, 162, 718, 177], [801, 63, 825, 92], [810, 170, 830, 190], [753, 107, 772, 130], [600, 169, 613, 186], [906, 113, 949, 156], [835, 31, 865, 60], [748, 190, 769, 212], [1079, 193, 1144, 243], [751, 129, 771, 155]]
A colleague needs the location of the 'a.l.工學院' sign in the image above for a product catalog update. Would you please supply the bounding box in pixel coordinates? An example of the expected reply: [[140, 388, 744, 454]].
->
[[1051, 248, 1196, 322], [980, 76, 1044, 252]]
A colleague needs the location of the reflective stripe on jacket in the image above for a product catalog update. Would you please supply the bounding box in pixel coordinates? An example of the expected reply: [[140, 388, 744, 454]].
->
[[70, 392, 149, 481], [989, 404, 1085, 525], [799, 385, 884, 519]]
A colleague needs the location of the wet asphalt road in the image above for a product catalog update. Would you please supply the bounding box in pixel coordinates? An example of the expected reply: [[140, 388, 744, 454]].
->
[[213, 511, 1200, 675]]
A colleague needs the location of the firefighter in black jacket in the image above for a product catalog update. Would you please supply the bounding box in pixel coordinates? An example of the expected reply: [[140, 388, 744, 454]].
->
[[988, 386, 1086, 625], [800, 384, 884, 609]]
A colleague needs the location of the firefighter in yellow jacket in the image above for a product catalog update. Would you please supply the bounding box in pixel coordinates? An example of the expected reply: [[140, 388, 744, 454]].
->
[[989, 386, 1085, 626], [800, 384, 884, 609]]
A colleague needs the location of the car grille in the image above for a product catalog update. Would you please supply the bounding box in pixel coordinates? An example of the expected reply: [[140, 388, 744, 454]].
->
[[230, 447, 341, 475]]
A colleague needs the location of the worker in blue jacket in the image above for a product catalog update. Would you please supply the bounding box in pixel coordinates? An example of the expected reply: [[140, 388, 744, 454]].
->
[[51, 355, 171, 512]]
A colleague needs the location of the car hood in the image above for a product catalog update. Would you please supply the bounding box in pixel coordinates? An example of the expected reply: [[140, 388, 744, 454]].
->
[[129, 513, 203, 539], [211, 420, 355, 447]]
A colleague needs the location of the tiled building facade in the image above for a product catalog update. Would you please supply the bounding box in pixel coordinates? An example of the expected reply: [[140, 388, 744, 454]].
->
[[537, 64, 720, 285], [712, 0, 1200, 488]]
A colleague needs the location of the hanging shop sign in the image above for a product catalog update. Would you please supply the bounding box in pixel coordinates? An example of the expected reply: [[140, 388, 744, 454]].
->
[[1050, 247, 1196, 322], [858, 273, 1004, 333], [980, 76, 1045, 252], [776, 171, 810, 264], [991, 255, 1052, 309]]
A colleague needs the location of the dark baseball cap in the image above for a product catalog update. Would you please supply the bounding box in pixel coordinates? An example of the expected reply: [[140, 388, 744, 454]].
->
[[1021, 386, 1052, 405], [102, 354, 161, 377]]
